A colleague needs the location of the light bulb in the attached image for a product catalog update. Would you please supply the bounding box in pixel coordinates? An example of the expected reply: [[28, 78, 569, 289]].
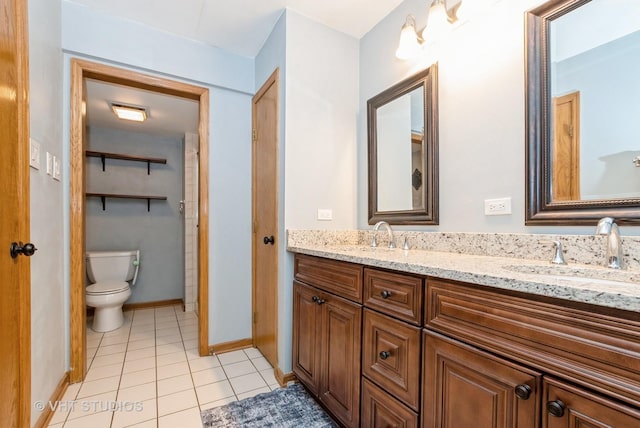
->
[[395, 16, 422, 59], [421, 0, 451, 43]]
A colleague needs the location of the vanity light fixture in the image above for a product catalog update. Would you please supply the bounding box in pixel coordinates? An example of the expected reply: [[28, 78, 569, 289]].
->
[[396, 0, 461, 60], [111, 102, 148, 122]]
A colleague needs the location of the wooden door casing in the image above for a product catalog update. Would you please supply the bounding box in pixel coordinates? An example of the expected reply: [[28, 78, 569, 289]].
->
[[252, 69, 279, 368], [423, 331, 541, 428], [0, 0, 31, 425]]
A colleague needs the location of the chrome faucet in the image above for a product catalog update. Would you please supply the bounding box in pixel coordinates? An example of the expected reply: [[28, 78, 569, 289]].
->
[[596, 217, 622, 269], [371, 221, 395, 249], [540, 240, 566, 265]]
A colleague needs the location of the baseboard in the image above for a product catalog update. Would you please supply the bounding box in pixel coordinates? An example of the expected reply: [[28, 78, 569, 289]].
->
[[123, 298, 184, 311], [34, 371, 70, 428], [209, 338, 253, 355], [275, 367, 297, 387]]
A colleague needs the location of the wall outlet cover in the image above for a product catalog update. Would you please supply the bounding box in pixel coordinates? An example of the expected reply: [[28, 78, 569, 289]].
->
[[484, 197, 512, 216], [317, 208, 333, 221]]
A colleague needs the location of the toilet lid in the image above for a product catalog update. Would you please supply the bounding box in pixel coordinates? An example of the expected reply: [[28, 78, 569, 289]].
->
[[87, 280, 129, 295]]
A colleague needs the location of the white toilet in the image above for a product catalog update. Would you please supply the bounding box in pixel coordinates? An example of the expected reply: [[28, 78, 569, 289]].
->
[[86, 250, 140, 332]]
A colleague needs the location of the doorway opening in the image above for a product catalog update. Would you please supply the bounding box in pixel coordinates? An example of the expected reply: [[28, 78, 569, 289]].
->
[[69, 59, 210, 382]]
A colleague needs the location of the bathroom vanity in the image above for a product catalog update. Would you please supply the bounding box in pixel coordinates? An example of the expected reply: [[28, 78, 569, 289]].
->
[[289, 245, 640, 428]]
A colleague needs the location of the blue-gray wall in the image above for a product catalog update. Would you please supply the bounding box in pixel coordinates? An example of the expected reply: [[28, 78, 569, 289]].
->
[[85, 126, 184, 303]]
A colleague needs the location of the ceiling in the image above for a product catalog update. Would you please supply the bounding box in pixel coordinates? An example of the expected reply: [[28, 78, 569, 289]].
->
[[77, 0, 404, 137], [66, 0, 404, 58], [85, 79, 199, 137]]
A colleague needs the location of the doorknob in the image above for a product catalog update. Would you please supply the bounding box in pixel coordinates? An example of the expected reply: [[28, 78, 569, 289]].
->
[[263, 236, 275, 245], [10, 242, 37, 259]]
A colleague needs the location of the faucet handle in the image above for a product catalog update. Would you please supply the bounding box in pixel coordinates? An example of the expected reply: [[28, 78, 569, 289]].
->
[[371, 234, 378, 247], [540, 240, 567, 265]]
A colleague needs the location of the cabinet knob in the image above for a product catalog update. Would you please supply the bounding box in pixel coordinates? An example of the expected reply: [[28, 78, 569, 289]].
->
[[546, 400, 566, 417], [381, 290, 392, 299], [379, 351, 391, 360], [312, 296, 319, 303], [514, 384, 532, 400]]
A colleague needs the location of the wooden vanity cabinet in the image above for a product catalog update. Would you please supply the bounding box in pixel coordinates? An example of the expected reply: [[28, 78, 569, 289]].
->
[[293, 255, 363, 428], [422, 331, 541, 428]]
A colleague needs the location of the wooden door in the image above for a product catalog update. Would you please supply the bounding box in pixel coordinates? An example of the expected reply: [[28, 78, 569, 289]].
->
[[423, 331, 541, 428], [0, 0, 31, 425], [552, 92, 580, 201], [292, 281, 322, 394], [252, 69, 279, 367], [543, 377, 640, 428], [320, 293, 362, 428]]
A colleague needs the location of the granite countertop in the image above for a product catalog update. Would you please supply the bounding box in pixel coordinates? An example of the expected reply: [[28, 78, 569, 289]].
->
[[287, 244, 640, 313]]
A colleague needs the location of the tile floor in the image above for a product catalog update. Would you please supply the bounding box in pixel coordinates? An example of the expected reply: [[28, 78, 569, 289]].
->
[[47, 305, 279, 427]]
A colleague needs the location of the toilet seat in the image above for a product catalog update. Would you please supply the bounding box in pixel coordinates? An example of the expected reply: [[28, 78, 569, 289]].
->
[[87, 280, 129, 295]]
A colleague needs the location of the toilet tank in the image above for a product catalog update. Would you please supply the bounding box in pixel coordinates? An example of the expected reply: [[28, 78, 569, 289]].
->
[[86, 250, 140, 285]]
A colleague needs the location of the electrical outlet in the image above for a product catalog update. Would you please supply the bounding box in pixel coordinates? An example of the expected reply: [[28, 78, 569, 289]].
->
[[30, 139, 41, 169], [484, 197, 512, 216], [317, 209, 333, 221]]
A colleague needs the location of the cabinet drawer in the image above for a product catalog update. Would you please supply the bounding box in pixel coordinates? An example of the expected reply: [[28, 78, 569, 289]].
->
[[426, 278, 640, 408], [361, 377, 418, 428], [362, 309, 421, 411], [294, 254, 363, 303], [364, 268, 423, 325]]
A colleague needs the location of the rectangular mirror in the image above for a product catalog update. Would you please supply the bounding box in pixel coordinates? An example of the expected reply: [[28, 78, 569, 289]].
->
[[368, 65, 439, 225], [526, 0, 640, 224]]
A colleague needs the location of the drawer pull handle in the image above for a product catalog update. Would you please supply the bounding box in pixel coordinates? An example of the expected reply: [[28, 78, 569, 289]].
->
[[381, 290, 392, 299], [312, 296, 326, 305], [546, 400, 566, 417], [514, 384, 532, 400], [379, 351, 391, 360]]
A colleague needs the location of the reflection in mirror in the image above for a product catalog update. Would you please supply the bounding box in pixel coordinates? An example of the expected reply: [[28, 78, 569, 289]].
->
[[368, 65, 438, 225], [376, 86, 424, 211], [526, 0, 640, 224]]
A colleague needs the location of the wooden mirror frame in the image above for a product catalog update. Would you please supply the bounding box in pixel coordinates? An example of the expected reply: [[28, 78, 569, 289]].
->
[[526, 0, 640, 225], [368, 65, 439, 225]]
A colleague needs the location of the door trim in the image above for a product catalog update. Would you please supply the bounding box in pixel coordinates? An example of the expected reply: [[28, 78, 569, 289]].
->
[[69, 59, 210, 382], [251, 68, 280, 365]]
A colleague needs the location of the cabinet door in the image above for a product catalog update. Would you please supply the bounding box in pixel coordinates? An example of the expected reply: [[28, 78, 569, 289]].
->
[[320, 292, 362, 428], [543, 377, 640, 428], [292, 281, 322, 394], [423, 331, 541, 428]]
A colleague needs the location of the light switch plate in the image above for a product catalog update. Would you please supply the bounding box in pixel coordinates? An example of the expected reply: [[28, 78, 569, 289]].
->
[[46, 152, 53, 175], [29, 139, 40, 169], [53, 155, 61, 181]]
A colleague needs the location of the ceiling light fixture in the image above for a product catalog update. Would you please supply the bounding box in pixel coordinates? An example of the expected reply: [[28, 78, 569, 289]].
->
[[110, 103, 148, 122], [396, 0, 461, 60]]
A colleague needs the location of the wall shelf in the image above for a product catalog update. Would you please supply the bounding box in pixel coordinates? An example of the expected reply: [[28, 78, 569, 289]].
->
[[86, 192, 167, 212], [86, 150, 167, 174]]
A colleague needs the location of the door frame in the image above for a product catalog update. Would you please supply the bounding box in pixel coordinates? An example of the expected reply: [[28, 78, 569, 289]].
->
[[251, 69, 280, 366], [69, 59, 210, 382]]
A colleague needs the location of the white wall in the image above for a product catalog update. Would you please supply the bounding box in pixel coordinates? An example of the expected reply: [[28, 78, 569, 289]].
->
[[357, 0, 638, 235], [61, 0, 255, 347], [28, 0, 65, 424]]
